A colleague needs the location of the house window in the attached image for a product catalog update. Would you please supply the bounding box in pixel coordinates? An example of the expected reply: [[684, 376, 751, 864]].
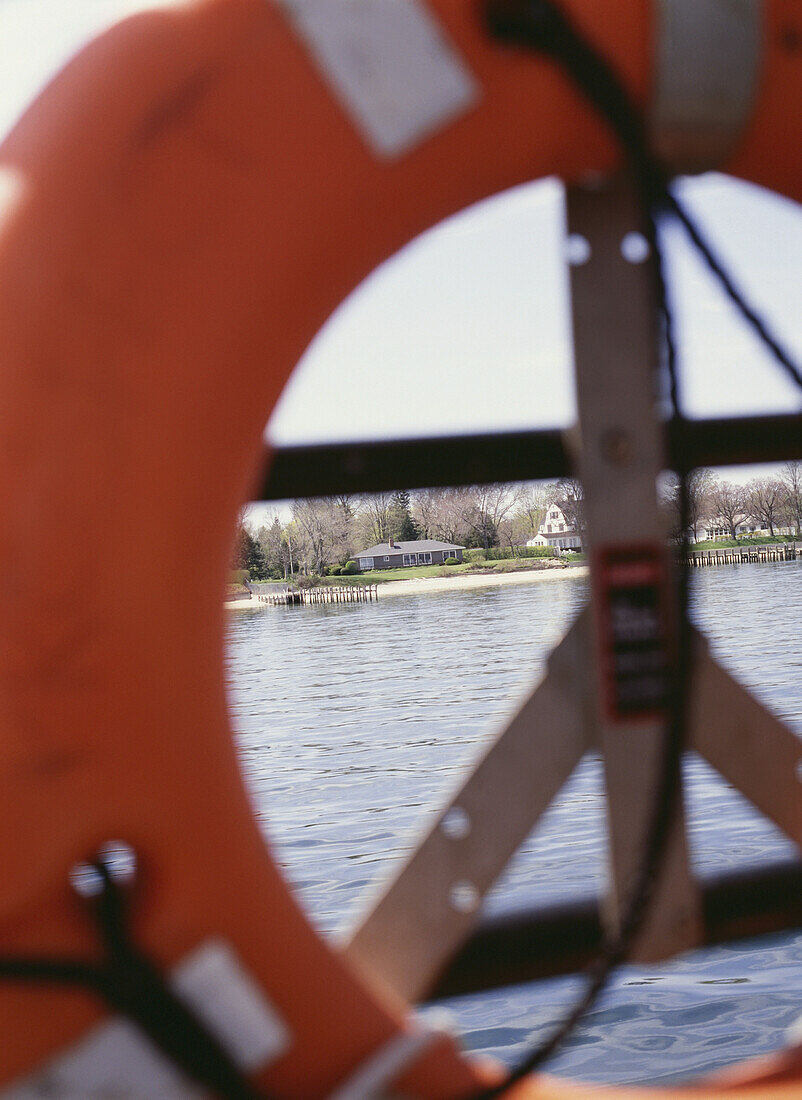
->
[[403, 554, 414, 566], [384, 556, 390, 562], [416, 552, 432, 565], [550, 510, 559, 519], [359, 557, 373, 569], [547, 524, 552, 533]]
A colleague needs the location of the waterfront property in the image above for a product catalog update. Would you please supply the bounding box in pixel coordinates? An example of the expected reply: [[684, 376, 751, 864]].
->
[[527, 500, 583, 552], [694, 516, 796, 541], [356, 538, 464, 571]]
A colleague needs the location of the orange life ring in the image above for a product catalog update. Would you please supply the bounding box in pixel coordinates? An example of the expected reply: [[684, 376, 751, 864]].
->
[[0, 1, 800, 1096]]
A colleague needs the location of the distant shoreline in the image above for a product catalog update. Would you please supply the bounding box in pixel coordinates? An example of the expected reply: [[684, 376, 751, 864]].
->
[[225, 564, 588, 608]]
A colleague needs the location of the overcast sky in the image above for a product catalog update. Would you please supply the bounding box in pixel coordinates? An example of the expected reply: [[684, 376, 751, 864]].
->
[[2, 0, 800, 495]]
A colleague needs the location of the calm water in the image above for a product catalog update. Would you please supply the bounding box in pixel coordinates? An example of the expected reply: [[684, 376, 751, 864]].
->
[[226, 562, 802, 1086]]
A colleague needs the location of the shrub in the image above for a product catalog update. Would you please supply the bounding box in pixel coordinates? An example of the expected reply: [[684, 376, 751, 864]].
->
[[463, 548, 486, 563], [444, 556, 459, 566], [325, 565, 341, 576], [342, 560, 360, 575], [295, 574, 324, 589]]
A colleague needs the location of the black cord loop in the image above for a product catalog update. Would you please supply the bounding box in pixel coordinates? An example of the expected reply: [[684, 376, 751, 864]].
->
[[0, 851, 265, 1100]]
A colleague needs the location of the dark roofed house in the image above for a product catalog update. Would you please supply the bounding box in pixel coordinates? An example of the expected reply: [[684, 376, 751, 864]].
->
[[355, 539, 464, 571]]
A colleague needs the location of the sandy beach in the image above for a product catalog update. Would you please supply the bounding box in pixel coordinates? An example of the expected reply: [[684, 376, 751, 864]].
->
[[375, 563, 587, 597], [225, 564, 587, 608]]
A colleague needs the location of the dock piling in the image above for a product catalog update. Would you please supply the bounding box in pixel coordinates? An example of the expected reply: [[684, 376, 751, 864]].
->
[[258, 584, 379, 606]]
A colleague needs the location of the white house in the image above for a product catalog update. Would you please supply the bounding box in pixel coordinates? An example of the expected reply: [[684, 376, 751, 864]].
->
[[693, 516, 795, 542], [527, 501, 583, 552], [694, 516, 761, 542]]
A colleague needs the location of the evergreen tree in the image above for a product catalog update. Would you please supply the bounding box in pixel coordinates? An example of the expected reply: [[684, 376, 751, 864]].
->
[[233, 522, 266, 579], [246, 530, 267, 579], [388, 490, 418, 542]]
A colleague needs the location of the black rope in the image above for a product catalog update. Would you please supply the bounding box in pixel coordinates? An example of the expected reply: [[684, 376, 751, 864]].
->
[[665, 197, 802, 393], [484, 0, 802, 395], [0, 854, 265, 1100], [475, 0, 802, 1095]]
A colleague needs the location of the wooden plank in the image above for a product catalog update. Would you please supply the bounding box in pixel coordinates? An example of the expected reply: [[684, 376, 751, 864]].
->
[[342, 612, 593, 1003], [566, 179, 702, 961], [690, 631, 802, 847]]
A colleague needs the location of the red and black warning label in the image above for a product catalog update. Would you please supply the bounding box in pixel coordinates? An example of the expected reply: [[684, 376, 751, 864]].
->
[[593, 544, 672, 723]]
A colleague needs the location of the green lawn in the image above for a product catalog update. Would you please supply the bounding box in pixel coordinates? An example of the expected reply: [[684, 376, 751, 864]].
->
[[691, 535, 798, 551], [333, 563, 473, 584], [316, 557, 578, 586]]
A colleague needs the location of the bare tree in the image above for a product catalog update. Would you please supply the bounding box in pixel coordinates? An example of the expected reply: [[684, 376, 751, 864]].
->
[[513, 484, 549, 542], [747, 477, 784, 536], [661, 468, 715, 542], [462, 484, 519, 550], [687, 469, 715, 541], [333, 494, 357, 524], [355, 493, 394, 548], [412, 489, 441, 540], [292, 498, 345, 575], [779, 461, 802, 535], [329, 494, 357, 563], [258, 514, 291, 579], [553, 477, 585, 538], [412, 487, 473, 545], [707, 479, 748, 540]]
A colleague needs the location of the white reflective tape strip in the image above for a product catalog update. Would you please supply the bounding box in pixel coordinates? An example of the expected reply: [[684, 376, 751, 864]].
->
[[2, 1021, 203, 1099], [1, 940, 291, 1098], [276, 0, 480, 158], [651, 0, 763, 173], [172, 939, 291, 1071], [326, 1020, 446, 1100]]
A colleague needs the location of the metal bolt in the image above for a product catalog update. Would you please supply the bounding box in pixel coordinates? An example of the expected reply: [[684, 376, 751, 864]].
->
[[69, 861, 105, 899], [565, 234, 591, 266], [449, 880, 480, 914], [441, 807, 471, 840], [69, 840, 137, 898], [98, 840, 137, 885], [621, 231, 650, 264]]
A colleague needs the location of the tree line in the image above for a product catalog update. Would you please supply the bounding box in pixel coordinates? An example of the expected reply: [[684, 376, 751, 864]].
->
[[234, 482, 574, 581], [664, 461, 802, 541], [233, 462, 801, 580]]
